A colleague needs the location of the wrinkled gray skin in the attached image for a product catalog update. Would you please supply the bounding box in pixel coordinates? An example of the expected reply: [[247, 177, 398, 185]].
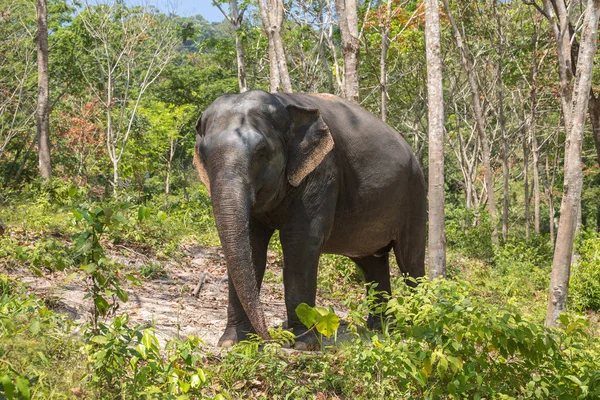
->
[[194, 90, 426, 350]]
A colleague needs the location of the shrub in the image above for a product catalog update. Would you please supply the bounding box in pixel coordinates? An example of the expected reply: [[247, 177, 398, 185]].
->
[[446, 206, 495, 261], [570, 230, 600, 311], [0, 276, 84, 399], [85, 315, 210, 399]]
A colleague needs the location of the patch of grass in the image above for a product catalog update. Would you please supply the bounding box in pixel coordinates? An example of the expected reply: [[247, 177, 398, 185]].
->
[[138, 261, 168, 279], [0, 275, 91, 399]]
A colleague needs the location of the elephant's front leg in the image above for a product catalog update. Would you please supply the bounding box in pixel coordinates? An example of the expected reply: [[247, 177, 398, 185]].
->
[[218, 219, 273, 347], [280, 229, 326, 351]]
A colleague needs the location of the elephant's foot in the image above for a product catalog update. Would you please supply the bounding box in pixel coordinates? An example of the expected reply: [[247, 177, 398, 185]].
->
[[291, 326, 320, 351], [367, 313, 388, 331], [218, 325, 255, 348]]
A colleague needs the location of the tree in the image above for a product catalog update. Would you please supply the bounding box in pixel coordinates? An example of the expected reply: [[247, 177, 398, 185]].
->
[[336, 0, 360, 103], [379, 0, 392, 122], [78, 2, 178, 198], [0, 0, 37, 174], [257, 0, 293, 93], [442, 0, 498, 244], [36, 0, 52, 179], [424, 0, 445, 279], [494, 1, 509, 242], [546, 0, 600, 328], [213, 0, 248, 93]]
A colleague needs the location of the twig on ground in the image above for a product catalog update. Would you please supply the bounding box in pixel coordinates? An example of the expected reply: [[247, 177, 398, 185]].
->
[[192, 272, 209, 297], [116, 244, 149, 260]]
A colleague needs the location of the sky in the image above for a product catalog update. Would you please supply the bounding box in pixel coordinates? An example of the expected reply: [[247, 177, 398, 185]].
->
[[126, 0, 227, 22]]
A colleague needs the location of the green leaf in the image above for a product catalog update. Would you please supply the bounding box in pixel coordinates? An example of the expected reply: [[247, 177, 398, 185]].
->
[[314, 306, 329, 316], [29, 320, 41, 335], [94, 295, 110, 315], [559, 313, 570, 327], [179, 380, 191, 393], [295, 303, 318, 329], [315, 310, 340, 338], [1, 375, 15, 399], [117, 288, 128, 302], [82, 263, 97, 274], [90, 335, 109, 344], [15, 376, 30, 399], [422, 357, 432, 377], [437, 357, 448, 377]]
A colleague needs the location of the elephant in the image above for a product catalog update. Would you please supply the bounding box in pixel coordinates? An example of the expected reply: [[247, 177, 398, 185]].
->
[[193, 90, 426, 349]]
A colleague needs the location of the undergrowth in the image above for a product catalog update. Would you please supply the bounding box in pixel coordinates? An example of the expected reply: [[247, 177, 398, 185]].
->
[[1, 183, 600, 399]]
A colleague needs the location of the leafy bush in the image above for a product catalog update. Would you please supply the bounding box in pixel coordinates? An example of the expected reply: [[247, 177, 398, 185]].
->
[[216, 279, 600, 399], [570, 230, 600, 311], [446, 206, 495, 261], [0, 276, 84, 400], [85, 314, 210, 399]]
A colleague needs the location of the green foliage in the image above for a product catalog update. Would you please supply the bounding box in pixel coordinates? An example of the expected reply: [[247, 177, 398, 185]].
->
[[446, 206, 495, 261], [71, 204, 134, 328], [570, 231, 600, 311], [85, 314, 209, 398], [138, 261, 168, 280], [0, 234, 74, 275], [0, 276, 85, 399], [213, 279, 600, 399], [295, 303, 341, 339]]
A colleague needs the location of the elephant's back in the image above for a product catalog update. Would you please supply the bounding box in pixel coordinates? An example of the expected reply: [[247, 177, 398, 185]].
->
[[273, 93, 417, 170], [274, 93, 425, 258]]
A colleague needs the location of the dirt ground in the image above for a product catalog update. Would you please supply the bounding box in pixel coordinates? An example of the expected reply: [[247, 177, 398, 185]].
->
[[13, 244, 351, 350]]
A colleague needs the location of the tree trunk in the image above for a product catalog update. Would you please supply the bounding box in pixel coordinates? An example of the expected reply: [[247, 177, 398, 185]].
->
[[442, 0, 498, 244], [523, 122, 531, 239], [165, 163, 171, 207], [266, 38, 280, 92], [494, 1, 509, 242], [529, 35, 541, 235], [230, 0, 248, 92], [424, 0, 446, 279], [258, 0, 292, 93], [589, 90, 600, 166], [545, 144, 559, 247], [336, 0, 360, 103], [541, 0, 574, 133], [546, 0, 600, 328], [380, 0, 391, 122], [165, 138, 174, 208], [532, 128, 541, 234], [36, 0, 51, 179], [590, 91, 600, 233]]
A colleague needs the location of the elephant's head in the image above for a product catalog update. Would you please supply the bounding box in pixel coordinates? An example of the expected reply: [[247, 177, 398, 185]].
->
[[193, 90, 334, 339]]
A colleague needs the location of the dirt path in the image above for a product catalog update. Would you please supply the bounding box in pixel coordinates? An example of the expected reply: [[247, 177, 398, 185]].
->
[[15, 244, 351, 349]]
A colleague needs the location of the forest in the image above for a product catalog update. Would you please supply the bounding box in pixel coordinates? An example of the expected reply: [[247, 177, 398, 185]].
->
[[1, 0, 600, 398]]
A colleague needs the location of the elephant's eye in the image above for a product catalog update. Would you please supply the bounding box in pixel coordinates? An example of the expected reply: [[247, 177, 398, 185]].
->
[[254, 144, 268, 159]]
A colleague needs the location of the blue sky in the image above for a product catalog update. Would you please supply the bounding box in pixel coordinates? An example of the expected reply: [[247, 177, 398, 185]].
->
[[126, 0, 227, 22]]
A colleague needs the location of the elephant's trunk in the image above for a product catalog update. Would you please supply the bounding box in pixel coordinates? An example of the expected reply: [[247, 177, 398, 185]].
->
[[211, 174, 271, 340]]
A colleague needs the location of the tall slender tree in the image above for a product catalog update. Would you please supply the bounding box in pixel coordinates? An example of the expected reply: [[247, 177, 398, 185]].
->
[[36, 0, 51, 179], [546, 0, 600, 328], [442, 0, 498, 244], [379, 0, 392, 122], [258, 0, 293, 93], [425, 0, 446, 279], [494, 1, 509, 242], [213, 0, 248, 93], [336, 0, 360, 103]]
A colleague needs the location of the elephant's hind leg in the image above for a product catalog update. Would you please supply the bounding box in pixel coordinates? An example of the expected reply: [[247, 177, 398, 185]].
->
[[218, 219, 273, 347], [351, 253, 392, 330], [393, 215, 426, 287]]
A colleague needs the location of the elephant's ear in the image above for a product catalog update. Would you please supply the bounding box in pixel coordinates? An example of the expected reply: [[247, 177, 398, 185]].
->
[[193, 113, 211, 195], [286, 105, 334, 187]]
